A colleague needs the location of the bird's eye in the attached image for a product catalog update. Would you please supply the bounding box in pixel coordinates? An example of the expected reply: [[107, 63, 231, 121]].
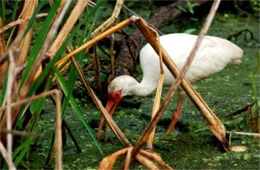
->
[[115, 92, 120, 98]]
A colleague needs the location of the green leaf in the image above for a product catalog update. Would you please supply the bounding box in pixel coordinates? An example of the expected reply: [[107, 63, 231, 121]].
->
[[20, 0, 60, 89], [243, 153, 252, 160], [1, 0, 6, 25], [5, 137, 35, 169], [177, 5, 187, 13], [251, 72, 259, 113], [11, 0, 20, 21], [257, 49, 260, 75], [0, 72, 8, 105], [56, 70, 103, 155], [59, 0, 105, 120], [22, 0, 47, 40], [29, 98, 45, 114], [26, 0, 106, 97], [183, 28, 197, 34], [14, 137, 34, 166], [187, 0, 199, 14]]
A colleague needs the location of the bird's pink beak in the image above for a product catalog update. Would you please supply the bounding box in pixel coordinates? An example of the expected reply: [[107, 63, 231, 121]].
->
[[97, 90, 123, 140], [105, 98, 121, 115]]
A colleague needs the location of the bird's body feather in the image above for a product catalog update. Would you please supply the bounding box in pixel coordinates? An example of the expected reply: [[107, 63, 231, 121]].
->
[[108, 33, 243, 97], [101, 33, 244, 142]]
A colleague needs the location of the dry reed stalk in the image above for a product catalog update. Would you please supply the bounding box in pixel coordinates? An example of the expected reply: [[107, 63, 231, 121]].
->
[[56, 16, 139, 67], [130, 0, 227, 161], [139, 150, 173, 169], [14, 0, 38, 66], [91, 0, 124, 37], [110, 34, 115, 78], [0, 141, 16, 170], [227, 131, 260, 137], [6, 0, 30, 47], [54, 90, 62, 170], [33, 0, 89, 81], [6, 50, 16, 162], [92, 45, 103, 98], [0, 89, 60, 112], [0, 51, 20, 144], [99, 147, 172, 169], [47, 0, 89, 59], [124, 147, 133, 170], [71, 57, 131, 146], [0, 13, 48, 34], [99, 148, 129, 169], [0, 89, 62, 168], [135, 153, 159, 169], [0, 129, 42, 137], [146, 27, 164, 149], [50, 45, 74, 83], [0, 18, 7, 86], [20, 0, 72, 98], [0, 1, 71, 144]]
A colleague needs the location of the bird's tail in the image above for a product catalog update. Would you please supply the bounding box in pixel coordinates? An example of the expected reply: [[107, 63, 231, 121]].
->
[[229, 43, 244, 65]]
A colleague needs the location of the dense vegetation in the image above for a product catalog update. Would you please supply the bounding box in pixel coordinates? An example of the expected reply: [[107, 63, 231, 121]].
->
[[0, 0, 259, 169]]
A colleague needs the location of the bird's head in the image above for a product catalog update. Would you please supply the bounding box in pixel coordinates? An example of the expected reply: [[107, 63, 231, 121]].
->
[[106, 75, 138, 114]]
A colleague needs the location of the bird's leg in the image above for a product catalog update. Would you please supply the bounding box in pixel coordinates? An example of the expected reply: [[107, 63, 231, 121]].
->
[[97, 111, 114, 141], [97, 117, 105, 140], [104, 111, 116, 141], [166, 94, 183, 134], [105, 124, 108, 142]]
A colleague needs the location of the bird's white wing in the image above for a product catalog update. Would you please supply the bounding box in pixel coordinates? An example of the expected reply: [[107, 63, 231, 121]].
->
[[139, 34, 243, 84]]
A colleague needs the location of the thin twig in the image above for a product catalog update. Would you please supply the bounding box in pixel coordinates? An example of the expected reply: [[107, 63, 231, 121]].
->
[[0, 13, 48, 34], [147, 26, 164, 149], [54, 90, 62, 170], [0, 89, 58, 112], [47, 0, 89, 59], [6, 0, 35, 47], [124, 147, 133, 170], [6, 50, 16, 160], [0, 88, 63, 169], [91, 0, 124, 37], [93, 45, 103, 98], [226, 103, 254, 118], [0, 129, 43, 137], [63, 120, 81, 152], [110, 34, 115, 78], [0, 141, 16, 170], [227, 131, 260, 137], [56, 16, 139, 67]]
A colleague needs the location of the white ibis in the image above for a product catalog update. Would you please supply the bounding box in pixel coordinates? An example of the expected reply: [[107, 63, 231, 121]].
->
[[98, 33, 243, 146]]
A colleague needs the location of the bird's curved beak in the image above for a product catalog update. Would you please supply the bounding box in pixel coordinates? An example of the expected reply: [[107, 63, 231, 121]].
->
[[97, 95, 123, 140], [105, 98, 122, 115]]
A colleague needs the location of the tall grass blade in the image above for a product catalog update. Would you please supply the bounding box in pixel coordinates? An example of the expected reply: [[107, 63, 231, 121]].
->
[[22, 1, 47, 40], [58, 0, 106, 154], [27, 12, 84, 96], [19, 0, 60, 89], [61, 0, 104, 115], [0, 73, 7, 105], [29, 71, 55, 115], [13, 137, 35, 166], [56, 70, 103, 154], [11, 0, 20, 22], [1, 0, 6, 25], [257, 50, 260, 75], [2, 137, 35, 169], [251, 72, 259, 110]]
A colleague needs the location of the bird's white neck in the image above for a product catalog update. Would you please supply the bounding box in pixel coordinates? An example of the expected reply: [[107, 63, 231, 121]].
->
[[129, 78, 158, 97]]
